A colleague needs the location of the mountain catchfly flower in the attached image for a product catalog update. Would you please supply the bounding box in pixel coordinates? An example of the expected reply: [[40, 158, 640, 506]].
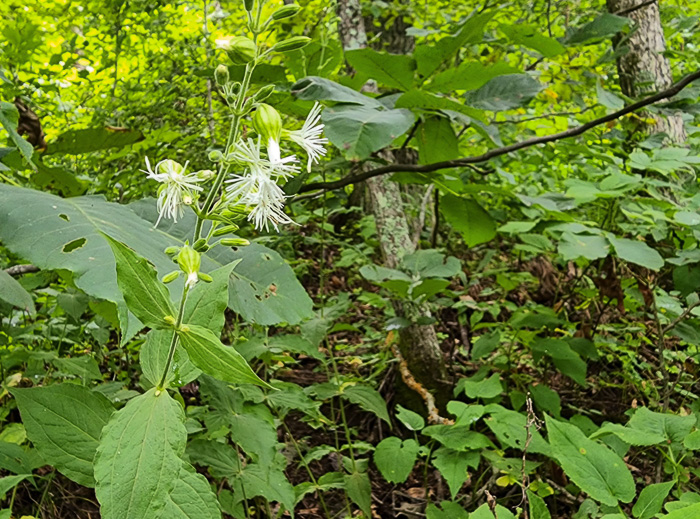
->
[[284, 102, 328, 172], [225, 137, 299, 232], [142, 157, 204, 226]]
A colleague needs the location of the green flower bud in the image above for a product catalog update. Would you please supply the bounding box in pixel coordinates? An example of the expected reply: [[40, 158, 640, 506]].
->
[[164, 246, 180, 256], [252, 103, 283, 142], [162, 270, 181, 284], [177, 245, 201, 288], [271, 4, 301, 20], [253, 84, 276, 102], [220, 238, 251, 247], [212, 224, 240, 236], [243, 0, 254, 12], [198, 272, 213, 283], [193, 238, 208, 252], [219, 36, 257, 65], [196, 169, 215, 181], [272, 36, 310, 53], [214, 64, 229, 86]]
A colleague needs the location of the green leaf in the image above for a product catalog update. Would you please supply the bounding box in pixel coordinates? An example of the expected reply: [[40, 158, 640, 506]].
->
[[414, 11, 495, 78], [344, 471, 371, 517], [396, 89, 486, 122], [627, 408, 696, 444], [104, 235, 176, 329], [322, 104, 415, 161], [466, 74, 544, 111], [0, 102, 35, 169], [426, 501, 469, 519], [528, 489, 552, 519], [238, 463, 295, 512], [422, 426, 493, 451], [417, 117, 459, 164], [633, 481, 675, 519], [457, 373, 503, 399], [229, 413, 279, 465], [530, 384, 562, 417], [565, 14, 629, 46], [0, 442, 44, 475], [546, 416, 635, 506], [608, 236, 663, 270], [177, 324, 270, 388], [501, 25, 565, 57], [341, 385, 391, 425], [440, 194, 496, 247], [185, 263, 237, 333], [291, 76, 381, 107], [94, 389, 185, 519], [683, 430, 700, 450], [141, 329, 200, 388], [446, 402, 485, 426], [0, 269, 35, 315], [472, 331, 501, 360], [597, 81, 625, 110], [395, 404, 425, 431], [427, 61, 518, 93], [345, 49, 415, 90], [46, 127, 143, 155], [227, 244, 313, 326], [0, 474, 30, 499], [661, 502, 700, 518], [161, 465, 221, 519], [12, 384, 114, 487], [431, 447, 479, 498], [374, 437, 419, 483], [558, 233, 609, 261]]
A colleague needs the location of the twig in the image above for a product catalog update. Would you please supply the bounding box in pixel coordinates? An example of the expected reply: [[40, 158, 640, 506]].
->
[[662, 300, 700, 335], [5, 264, 39, 276], [520, 394, 543, 519], [299, 70, 700, 194], [390, 341, 453, 425]]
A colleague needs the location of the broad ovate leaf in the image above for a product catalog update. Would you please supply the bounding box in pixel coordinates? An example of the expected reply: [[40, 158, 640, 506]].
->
[[177, 324, 270, 388], [94, 389, 185, 519], [11, 384, 114, 487], [546, 415, 635, 506]]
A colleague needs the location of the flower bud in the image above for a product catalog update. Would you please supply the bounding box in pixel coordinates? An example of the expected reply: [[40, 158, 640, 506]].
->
[[162, 270, 181, 284], [213, 224, 240, 236], [253, 84, 276, 102], [243, 0, 254, 12], [218, 36, 257, 65], [197, 169, 216, 180], [252, 104, 282, 142], [198, 272, 213, 283], [193, 238, 208, 252], [208, 150, 224, 162], [164, 246, 180, 256], [220, 238, 251, 247], [271, 4, 301, 20], [214, 64, 229, 86], [238, 97, 256, 116], [177, 245, 201, 279], [272, 36, 310, 53]]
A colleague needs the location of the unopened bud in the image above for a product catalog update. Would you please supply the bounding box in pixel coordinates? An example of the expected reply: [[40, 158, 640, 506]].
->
[[243, 0, 254, 11], [193, 238, 208, 252], [209, 150, 224, 162], [271, 4, 301, 20], [253, 103, 282, 142], [214, 64, 229, 86], [162, 271, 181, 284], [218, 36, 257, 65], [198, 272, 213, 283], [213, 224, 240, 236], [253, 84, 276, 102], [164, 246, 180, 256], [220, 238, 251, 247], [177, 245, 201, 278], [197, 169, 215, 180], [272, 36, 310, 53], [183, 194, 194, 206]]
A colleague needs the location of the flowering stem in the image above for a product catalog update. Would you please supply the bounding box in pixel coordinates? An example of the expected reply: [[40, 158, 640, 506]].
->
[[157, 283, 190, 390]]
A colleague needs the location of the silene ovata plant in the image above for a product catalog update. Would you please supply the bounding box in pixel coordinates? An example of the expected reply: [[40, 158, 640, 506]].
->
[[68, 1, 326, 516]]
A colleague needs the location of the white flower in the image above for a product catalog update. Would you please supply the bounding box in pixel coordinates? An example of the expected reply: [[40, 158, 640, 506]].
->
[[225, 138, 299, 232], [286, 102, 328, 172], [142, 157, 203, 226]]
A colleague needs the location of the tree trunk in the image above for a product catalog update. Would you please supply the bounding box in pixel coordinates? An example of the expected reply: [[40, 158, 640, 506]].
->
[[335, 0, 448, 392], [607, 0, 686, 142]]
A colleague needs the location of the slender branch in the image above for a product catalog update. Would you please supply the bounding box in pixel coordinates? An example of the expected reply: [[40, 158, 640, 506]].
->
[[662, 300, 700, 336], [299, 70, 700, 194], [4, 264, 39, 276]]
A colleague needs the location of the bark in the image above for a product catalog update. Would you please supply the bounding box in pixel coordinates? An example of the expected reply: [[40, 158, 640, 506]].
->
[[607, 0, 686, 142], [335, 0, 448, 391]]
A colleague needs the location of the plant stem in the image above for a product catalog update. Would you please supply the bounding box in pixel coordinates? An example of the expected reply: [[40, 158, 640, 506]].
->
[[157, 283, 190, 390]]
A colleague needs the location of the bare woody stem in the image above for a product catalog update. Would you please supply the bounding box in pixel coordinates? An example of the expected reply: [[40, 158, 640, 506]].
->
[[298, 69, 700, 194]]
